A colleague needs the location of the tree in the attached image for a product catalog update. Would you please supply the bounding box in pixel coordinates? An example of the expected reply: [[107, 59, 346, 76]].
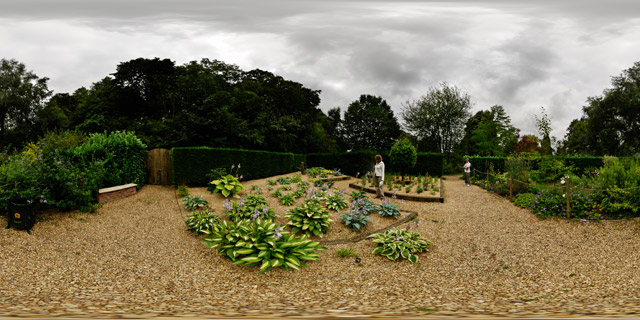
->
[[468, 105, 517, 156], [563, 61, 640, 156], [0, 58, 51, 151], [402, 82, 471, 153], [389, 138, 417, 180], [514, 134, 540, 154], [339, 94, 401, 151], [535, 107, 554, 155]]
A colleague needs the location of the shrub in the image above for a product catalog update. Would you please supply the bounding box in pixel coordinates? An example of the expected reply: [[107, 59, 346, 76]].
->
[[389, 138, 417, 179], [349, 190, 367, 202], [277, 176, 292, 185], [185, 209, 220, 234], [182, 195, 208, 211], [267, 179, 277, 186], [202, 219, 327, 273], [352, 198, 378, 215], [280, 185, 293, 191], [209, 174, 243, 198], [325, 190, 348, 211], [513, 193, 535, 209], [378, 202, 400, 218], [297, 181, 311, 190], [340, 209, 372, 230], [177, 185, 190, 197], [279, 194, 296, 206], [291, 174, 302, 183], [286, 198, 333, 237], [271, 189, 282, 198], [416, 187, 424, 194], [292, 189, 305, 199], [369, 227, 431, 263]]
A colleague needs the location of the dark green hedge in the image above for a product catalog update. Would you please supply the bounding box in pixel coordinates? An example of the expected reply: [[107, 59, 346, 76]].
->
[[467, 155, 606, 175], [306, 151, 443, 177], [172, 147, 305, 186]]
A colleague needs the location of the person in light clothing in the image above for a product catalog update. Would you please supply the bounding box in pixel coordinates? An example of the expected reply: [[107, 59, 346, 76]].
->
[[463, 158, 472, 186], [374, 154, 385, 198]]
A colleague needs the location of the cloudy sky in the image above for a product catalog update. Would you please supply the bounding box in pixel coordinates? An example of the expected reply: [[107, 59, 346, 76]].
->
[[1, 0, 639, 141]]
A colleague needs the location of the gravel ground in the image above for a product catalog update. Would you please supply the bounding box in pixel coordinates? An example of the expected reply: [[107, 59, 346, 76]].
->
[[1, 173, 640, 318]]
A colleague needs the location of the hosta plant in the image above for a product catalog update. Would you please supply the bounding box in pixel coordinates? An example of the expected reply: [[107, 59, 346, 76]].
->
[[267, 179, 277, 186], [277, 176, 292, 185], [297, 181, 311, 190], [223, 194, 277, 222], [340, 208, 372, 231], [182, 195, 208, 211], [209, 174, 244, 198], [185, 209, 220, 234], [369, 228, 431, 263], [271, 189, 282, 198], [352, 198, 378, 215], [285, 198, 332, 237], [292, 189, 305, 199], [350, 190, 367, 202], [325, 191, 348, 211], [279, 194, 296, 206], [378, 201, 401, 218], [202, 219, 327, 273]]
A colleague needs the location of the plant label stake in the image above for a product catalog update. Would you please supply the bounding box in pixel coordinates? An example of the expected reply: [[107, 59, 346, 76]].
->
[[566, 179, 571, 219]]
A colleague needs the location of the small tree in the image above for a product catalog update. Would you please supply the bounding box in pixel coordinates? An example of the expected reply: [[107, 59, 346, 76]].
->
[[389, 139, 417, 180]]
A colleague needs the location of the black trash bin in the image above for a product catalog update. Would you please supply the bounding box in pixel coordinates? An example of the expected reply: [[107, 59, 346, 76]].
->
[[5, 198, 36, 234]]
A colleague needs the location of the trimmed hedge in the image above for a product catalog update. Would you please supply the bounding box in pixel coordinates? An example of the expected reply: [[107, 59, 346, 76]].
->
[[172, 147, 305, 186], [467, 155, 606, 175], [307, 151, 443, 177]]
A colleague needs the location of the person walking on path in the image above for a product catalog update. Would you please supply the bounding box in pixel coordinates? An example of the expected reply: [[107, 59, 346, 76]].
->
[[374, 154, 385, 198], [463, 158, 472, 186]]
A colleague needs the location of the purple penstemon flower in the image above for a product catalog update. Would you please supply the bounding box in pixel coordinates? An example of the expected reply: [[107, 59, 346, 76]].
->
[[223, 199, 233, 212], [238, 197, 245, 209], [252, 210, 260, 220]]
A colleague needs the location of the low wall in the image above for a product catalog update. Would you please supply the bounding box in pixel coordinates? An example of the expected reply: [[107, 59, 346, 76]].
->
[[97, 183, 138, 203]]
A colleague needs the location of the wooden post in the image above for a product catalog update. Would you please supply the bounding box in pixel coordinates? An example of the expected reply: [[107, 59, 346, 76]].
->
[[300, 162, 305, 175], [566, 178, 571, 219]]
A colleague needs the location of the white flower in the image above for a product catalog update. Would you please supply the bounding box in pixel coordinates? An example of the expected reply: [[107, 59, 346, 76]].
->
[[561, 179, 565, 185]]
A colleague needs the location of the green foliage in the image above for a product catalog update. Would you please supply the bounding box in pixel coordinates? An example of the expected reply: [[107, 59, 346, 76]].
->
[[182, 195, 208, 211], [349, 190, 367, 202], [340, 210, 372, 230], [297, 181, 311, 190], [206, 167, 229, 182], [70, 131, 147, 188], [305, 167, 325, 178], [529, 187, 608, 220], [267, 179, 277, 186], [389, 138, 417, 177], [352, 197, 378, 215], [277, 176, 292, 185], [177, 185, 189, 197], [291, 189, 305, 199], [369, 228, 432, 263], [271, 189, 282, 198], [223, 194, 278, 222], [336, 248, 358, 258], [531, 155, 572, 183], [280, 185, 293, 191], [416, 187, 424, 194], [285, 198, 333, 237], [202, 219, 327, 273], [307, 151, 443, 177], [401, 82, 471, 153], [405, 186, 412, 193], [512, 193, 535, 208], [209, 174, 244, 198], [185, 209, 220, 234], [250, 185, 263, 195], [291, 174, 302, 183], [279, 194, 296, 206], [378, 202, 401, 218], [325, 191, 348, 211], [340, 94, 402, 151], [172, 147, 305, 186]]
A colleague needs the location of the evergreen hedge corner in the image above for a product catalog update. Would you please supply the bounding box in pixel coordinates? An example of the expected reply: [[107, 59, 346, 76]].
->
[[171, 147, 305, 186]]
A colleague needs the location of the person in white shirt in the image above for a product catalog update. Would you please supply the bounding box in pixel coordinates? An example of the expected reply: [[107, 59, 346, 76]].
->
[[374, 154, 385, 198], [463, 158, 472, 186]]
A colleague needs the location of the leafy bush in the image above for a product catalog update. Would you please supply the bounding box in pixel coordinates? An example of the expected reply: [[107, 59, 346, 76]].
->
[[340, 209, 372, 230], [206, 167, 229, 183], [279, 194, 296, 206], [280, 185, 293, 191], [291, 174, 302, 183], [202, 219, 327, 273], [352, 198, 378, 215], [209, 174, 243, 198], [529, 187, 607, 220], [270, 189, 282, 198], [305, 167, 325, 178], [277, 176, 292, 185], [177, 185, 189, 197], [416, 187, 423, 194], [512, 193, 535, 208], [286, 198, 333, 237], [182, 195, 208, 211], [349, 190, 367, 202], [378, 202, 400, 218], [297, 181, 310, 190], [185, 209, 220, 234], [292, 189, 305, 199], [267, 179, 277, 186], [325, 191, 348, 211], [369, 228, 431, 263], [390, 138, 417, 178]]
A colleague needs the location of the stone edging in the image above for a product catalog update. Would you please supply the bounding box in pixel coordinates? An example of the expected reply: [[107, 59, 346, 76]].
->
[[97, 183, 138, 203], [348, 182, 444, 203], [319, 211, 418, 245], [316, 176, 351, 182]]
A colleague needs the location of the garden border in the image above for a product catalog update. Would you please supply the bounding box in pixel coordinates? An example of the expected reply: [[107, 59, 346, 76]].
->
[[319, 210, 418, 245], [347, 179, 445, 203], [317, 176, 351, 182]]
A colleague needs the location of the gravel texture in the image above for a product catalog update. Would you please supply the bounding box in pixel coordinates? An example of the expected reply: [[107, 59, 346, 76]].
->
[[1, 173, 640, 318]]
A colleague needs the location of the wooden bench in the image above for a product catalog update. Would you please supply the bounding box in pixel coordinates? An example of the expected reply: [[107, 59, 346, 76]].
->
[[97, 183, 138, 203]]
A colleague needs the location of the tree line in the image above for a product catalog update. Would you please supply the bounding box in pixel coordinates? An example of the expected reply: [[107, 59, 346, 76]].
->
[[1, 57, 639, 158]]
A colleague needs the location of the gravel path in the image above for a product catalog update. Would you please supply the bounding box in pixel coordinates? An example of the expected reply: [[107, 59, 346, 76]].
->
[[1, 174, 639, 317]]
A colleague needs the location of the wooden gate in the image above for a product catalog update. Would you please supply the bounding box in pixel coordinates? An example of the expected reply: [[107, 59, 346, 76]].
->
[[146, 148, 172, 185]]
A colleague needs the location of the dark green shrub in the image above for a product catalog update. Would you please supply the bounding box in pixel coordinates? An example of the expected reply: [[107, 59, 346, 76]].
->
[[177, 185, 190, 197], [389, 139, 417, 179], [512, 193, 535, 208]]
